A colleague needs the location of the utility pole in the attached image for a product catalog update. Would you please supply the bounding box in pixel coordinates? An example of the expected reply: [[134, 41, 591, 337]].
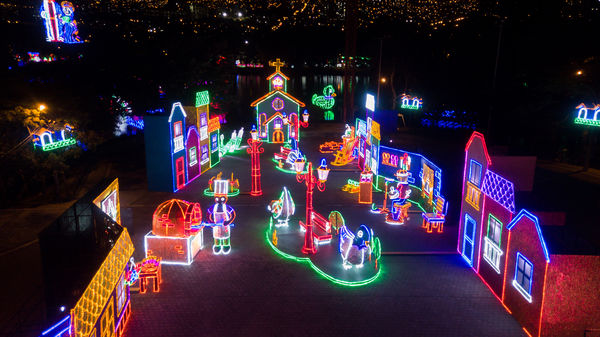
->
[[487, 20, 503, 137], [376, 38, 383, 109], [342, 0, 358, 123]]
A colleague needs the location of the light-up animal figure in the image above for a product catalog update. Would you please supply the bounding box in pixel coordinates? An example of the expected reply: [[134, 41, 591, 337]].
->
[[207, 180, 236, 255], [312, 85, 336, 110], [267, 187, 295, 227], [339, 224, 372, 269]]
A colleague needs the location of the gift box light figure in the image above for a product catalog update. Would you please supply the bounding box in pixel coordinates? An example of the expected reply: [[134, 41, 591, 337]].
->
[[207, 180, 237, 255]]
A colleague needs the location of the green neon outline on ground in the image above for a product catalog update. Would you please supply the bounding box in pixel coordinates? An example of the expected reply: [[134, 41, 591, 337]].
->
[[574, 117, 600, 127], [265, 228, 382, 287], [203, 188, 240, 197], [42, 138, 76, 151]]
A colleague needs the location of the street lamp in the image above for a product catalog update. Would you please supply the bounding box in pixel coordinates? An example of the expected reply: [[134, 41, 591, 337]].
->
[[296, 158, 329, 254], [247, 125, 264, 196], [38, 104, 46, 111]]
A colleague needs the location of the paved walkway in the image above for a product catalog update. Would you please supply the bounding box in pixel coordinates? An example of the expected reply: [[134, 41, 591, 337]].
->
[[122, 126, 526, 337]]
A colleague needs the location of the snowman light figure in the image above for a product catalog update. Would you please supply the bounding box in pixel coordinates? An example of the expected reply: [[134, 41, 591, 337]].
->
[[207, 180, 236, 255]]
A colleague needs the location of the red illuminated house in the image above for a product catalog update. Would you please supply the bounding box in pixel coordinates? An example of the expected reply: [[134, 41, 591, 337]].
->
[[457, 131, 492, 269], [458, 131, 600, 337]]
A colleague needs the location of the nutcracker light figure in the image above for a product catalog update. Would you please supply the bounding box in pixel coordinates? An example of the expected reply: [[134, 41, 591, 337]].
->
[[207, 180, 236, 255]]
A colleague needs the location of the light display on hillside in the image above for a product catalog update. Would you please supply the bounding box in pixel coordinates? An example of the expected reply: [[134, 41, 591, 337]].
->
[[40, 0, 82, 44], [31, 123, 77, 151], [574, 103, 600, 127]]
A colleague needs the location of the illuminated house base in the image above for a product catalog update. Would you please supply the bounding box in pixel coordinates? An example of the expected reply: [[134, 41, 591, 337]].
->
[[144, 231, 203, 265]]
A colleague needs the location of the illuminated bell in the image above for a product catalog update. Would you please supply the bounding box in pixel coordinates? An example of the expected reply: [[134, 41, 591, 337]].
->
[[294, 158, 305, 173]]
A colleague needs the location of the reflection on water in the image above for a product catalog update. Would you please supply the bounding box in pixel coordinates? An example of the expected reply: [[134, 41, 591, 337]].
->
[[235, 74, 371, 101], [231, 74, 372, 126]]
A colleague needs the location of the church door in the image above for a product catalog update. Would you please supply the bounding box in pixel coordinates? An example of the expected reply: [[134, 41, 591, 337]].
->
[[273, 130, 284, 143]]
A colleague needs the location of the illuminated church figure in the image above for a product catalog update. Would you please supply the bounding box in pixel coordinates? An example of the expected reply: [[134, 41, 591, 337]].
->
[[250, 59, 306, 143]]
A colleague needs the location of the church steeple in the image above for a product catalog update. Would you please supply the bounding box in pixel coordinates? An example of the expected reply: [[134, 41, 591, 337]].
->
[[267, 58, 290, 92]]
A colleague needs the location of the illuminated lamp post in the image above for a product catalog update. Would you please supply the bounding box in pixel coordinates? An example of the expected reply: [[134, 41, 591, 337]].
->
[[247, 125, 264, 196], [295, 158, 329, 254]]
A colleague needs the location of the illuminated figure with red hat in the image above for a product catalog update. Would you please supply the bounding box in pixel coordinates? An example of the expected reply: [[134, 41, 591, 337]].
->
[[207, 180, 236, 255], [386, 154, 412, 224]]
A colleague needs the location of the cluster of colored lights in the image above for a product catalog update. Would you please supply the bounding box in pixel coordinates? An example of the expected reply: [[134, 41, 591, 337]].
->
[[235, 60, 264, 68], [574, 103, 600, 127], [42, 137, 76, 151], [400, 94, 422, 110]]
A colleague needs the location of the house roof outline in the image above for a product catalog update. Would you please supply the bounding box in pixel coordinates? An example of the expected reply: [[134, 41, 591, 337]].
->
[[267, 71, 290, 81], [507, 209, 550, 263], [250, 90, 305, 107], [481, 170, 516, 214], [465, 131, 492, 165], [168, 102, 187, 122]]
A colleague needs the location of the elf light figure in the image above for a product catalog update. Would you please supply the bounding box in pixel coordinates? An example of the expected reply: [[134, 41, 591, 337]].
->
[[207, 180, 236, 255]]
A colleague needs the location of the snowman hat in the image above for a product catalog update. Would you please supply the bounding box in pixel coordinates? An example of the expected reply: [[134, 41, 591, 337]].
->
[[214, 179, 229, 196]]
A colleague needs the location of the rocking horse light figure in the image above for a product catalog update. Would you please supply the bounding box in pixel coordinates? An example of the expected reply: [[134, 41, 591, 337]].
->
[[267, 187, 295, 227], [339, 224, 373, 269]]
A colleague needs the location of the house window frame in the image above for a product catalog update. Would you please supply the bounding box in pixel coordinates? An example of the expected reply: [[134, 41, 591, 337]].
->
[[468, 159, 482, 187], [200, 145, 209, 164], [465, 182, 481, 210], [173, 121, 184, 153], [483, 214, 503, 273], [512, 252, 533, 303], [116, 272, 127, 315], [189, 146, 198, 166]]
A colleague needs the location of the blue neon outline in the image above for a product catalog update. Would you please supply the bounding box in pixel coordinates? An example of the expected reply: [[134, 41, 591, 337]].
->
[[379, 145, 443, 196], [514, 252, 533, 299], [41, 315, 70, 335], [461, 213, 476, 266], [468, 159, 482, 187], [169, 103, 187, 192], [506, 209, 550, 263], [53, 326, 70, 337]]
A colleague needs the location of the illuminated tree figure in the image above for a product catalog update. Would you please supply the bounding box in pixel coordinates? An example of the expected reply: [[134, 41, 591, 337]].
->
[[267, 187, 295, 227], [295, 158, 330, 254], [247, 126, 264, 196]]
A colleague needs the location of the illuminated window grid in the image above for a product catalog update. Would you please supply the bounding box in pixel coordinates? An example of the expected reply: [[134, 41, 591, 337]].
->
[[483, 237, 503, 274], [70, 229, 134, 337], [468, 159, 482, 187], [465, 182, 481, 210], [513, 253, 533, 303]]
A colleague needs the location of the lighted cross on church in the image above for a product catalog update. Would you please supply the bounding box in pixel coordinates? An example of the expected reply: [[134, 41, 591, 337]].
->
[[251, 58, 307, 143]]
